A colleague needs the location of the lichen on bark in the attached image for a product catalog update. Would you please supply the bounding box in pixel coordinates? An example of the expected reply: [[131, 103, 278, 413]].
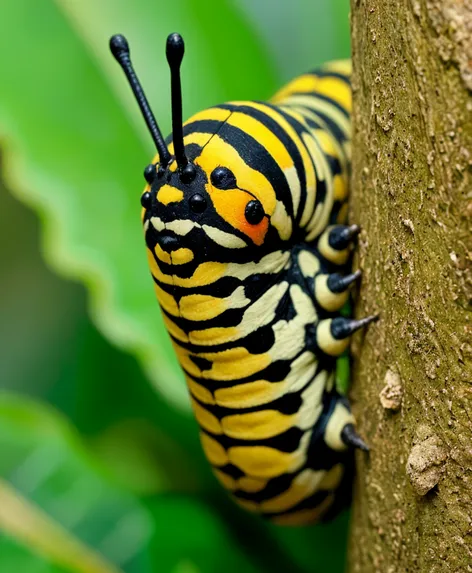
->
[[348, 1, 472, 571]]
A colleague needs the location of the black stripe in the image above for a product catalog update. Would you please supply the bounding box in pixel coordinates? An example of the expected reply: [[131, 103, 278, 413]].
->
[[217, 102, 308, 228], [274, 106, 332, 231], [308, 69, 351, 83], [208, 120, 294, 223]]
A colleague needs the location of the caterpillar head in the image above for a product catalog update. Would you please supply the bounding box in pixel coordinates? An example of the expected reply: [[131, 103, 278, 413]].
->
[[110, 33, 291, 264]]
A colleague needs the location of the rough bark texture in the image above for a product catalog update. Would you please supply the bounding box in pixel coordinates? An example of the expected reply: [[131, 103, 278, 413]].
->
[[348, 1, 472, 572]]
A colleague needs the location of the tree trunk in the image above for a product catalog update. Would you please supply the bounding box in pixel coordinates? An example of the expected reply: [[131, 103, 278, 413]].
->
[[348, 1, 472, 571]]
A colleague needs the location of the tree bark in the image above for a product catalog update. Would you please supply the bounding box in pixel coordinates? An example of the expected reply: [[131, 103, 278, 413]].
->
[[348, 1, 472, 571]]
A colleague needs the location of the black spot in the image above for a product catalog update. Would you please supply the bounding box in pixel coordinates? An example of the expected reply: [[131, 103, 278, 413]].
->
[[141, 191, 152, 209], [244, 326, 275, 354], [156, 232, 181, 252], [210, 166, 237, 190], [260, 360, 292, 383], [189, 193, 207, 213], [245, 200, 265, 225], [273, 392, 303, 415], [244, 274, 270, 301], [180, 162, 197, 183], [143, 164, 156, 184]]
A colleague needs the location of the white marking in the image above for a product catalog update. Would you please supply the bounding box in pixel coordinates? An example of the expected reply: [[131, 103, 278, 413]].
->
[[237, 281, 290, 339], [297, 250, 321, 278], [284, 165, 301, 213], [324, 402, 354, 451], [151, 217, 250, 248], [269, 284, 318, 362], [297, 369, 328, 429], [165, 219, 196, 236], [284, 95, 351, 136], [150, 216, 165, 232], [271, 201, 293, 241], [226, 251, 290, 281], [202, 225, 247, 249]]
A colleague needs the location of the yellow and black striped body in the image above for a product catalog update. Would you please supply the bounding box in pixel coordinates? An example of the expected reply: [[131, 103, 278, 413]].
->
[[141, 61, 366, 526]]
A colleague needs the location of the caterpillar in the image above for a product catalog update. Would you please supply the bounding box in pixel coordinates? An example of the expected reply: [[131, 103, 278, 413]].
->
[[110, 32, 377, 526]]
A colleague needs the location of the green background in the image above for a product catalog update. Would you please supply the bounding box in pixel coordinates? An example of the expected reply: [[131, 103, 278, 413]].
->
[[0, 1, 350, 572]]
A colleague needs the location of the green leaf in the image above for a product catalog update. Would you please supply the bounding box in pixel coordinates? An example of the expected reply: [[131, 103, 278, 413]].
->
[[235, 0, 351, 82], [0, 480, 124, 573], [0, 394, 263, 573], [0, 174, 211, 497], [0, 537, 69, 573], [146, 497, 260, 573], [0, 0, 276, 410], [0, 394, 154, 573]]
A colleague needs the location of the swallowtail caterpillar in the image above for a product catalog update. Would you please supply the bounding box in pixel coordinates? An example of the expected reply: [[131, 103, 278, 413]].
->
[[110, 32, 377, 526]]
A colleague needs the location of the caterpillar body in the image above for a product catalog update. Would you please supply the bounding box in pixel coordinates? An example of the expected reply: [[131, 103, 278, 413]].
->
[[110, 32, 377, 526]]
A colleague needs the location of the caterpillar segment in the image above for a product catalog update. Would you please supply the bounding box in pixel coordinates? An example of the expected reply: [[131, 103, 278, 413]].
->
[[110, 33, 378, 525]]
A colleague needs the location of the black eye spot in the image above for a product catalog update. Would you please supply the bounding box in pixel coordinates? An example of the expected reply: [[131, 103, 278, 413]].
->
[[210, 166, 237, 190], [143, 164, 156, 184], [141, 191, 152, 209], [180, 163, 197, 183], [189, 193, 207, 213], [245, 200, 265, 225]]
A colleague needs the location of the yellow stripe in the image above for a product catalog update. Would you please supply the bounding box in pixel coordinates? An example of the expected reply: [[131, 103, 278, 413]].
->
[[237, 102, 316, 216], [213, 469, 236, 491], [227, 110, 295, 171], [287, 95, 350, 136], [184, 107, 232, 126], [221, 409, 294, 440], [261, 468, 325, 513], [228, 444, 304, 479], [322, 59, 351, 75], [333, 173, 348, 201], [237, 476, 268, 493], [150, 259, 227, 287], [189, 326, 239, 346], [170, 248, 194, 265], [179, 294, 226, 321], [200, 347, 271, 382], [269, 494, 334, 526], [191, 398, 222, 435], [272, 75, 351, 113], [153, 283, 179, 316], [154, 243, 171, 265], [318, 464, 344, 490], [162, 314, 188, 342], [336, 202, 349, 224], [234, 498, 259, 513], [185, 132, 276, 216], [214, 380, 286, 409], [186, 376, 215, 405], [200, 433, 227, 466]]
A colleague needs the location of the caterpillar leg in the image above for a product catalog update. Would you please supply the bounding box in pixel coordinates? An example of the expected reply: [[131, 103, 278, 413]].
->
[[341, 423, 369, 452], [295, 246, 362, 311], [314, 270, 362, 312], [317, 224, 360, 267], [323, 396, 369, 452], [315, 315, 379, 356]]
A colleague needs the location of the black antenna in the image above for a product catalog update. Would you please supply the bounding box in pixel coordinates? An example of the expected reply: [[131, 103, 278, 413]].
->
[[110, 34, 171, 167], [166, 33, 196, 182]]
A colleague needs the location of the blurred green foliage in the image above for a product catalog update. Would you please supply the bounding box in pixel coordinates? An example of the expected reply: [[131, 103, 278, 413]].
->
[[0, 1, 350, 571]]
